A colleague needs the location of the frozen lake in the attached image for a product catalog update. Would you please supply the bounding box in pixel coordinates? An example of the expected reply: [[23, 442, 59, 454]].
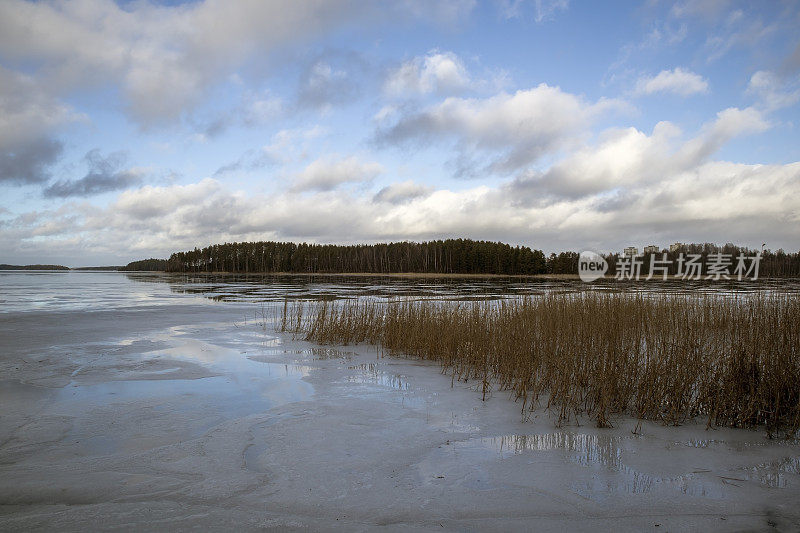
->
[[1, 271, 799, 531]]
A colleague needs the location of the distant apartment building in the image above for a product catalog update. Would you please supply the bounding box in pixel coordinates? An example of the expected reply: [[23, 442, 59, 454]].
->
[[669, 242, 683, 252], [643, 245, 660, 254], [624, 246, 638, 256]]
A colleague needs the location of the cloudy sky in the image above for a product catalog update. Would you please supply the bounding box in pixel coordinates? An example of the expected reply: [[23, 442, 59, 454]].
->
[[1, 0, 799, 266]]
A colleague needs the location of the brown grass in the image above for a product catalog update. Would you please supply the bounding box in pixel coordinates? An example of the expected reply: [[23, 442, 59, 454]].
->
[[279, 293, 800, 437]]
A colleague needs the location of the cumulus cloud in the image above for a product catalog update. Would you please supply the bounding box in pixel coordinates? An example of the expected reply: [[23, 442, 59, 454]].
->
[[7, 152, 798, 265], [509, 122, 682, 201], [510, 105, 769, 201], [115, 179, 222, 221], [634, 68, 709, 96], [375, 84, 624, 174], [43, 150, 144, 198], [290, 156, 384, 192], [384, 51, 470, 96], [0, 67, 79, 185]]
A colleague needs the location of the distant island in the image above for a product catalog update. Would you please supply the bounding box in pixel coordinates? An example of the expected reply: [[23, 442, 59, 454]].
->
[[0, 258, 168, 272], [0, 264, 70, 270], [72, 259, 168, 271]]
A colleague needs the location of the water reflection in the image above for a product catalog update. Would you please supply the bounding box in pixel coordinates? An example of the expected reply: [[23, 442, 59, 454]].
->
[[3, 271, 796, 314], [346, 363, 411, 390], [745, 456, 800, 488], [456, 432, 800, 497], [125, 272, 800, 304]]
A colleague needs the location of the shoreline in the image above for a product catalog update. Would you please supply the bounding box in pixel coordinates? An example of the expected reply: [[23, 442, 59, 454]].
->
[[139, 271, 800, 281], [10, 270, 800, 281]]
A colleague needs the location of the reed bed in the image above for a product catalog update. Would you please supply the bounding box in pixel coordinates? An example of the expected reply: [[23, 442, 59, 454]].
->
[[279, 293, 800, 437]]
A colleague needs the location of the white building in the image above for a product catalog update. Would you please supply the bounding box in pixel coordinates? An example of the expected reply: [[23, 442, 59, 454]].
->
[[669, 242, 683, 252], [643, 245, 660, 254], [624, 246, 638, 256]]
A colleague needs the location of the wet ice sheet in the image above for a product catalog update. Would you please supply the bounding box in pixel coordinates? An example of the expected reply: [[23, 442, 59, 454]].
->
[[437, 432, 800, 499], [130, 271, 800, 303], [1, 272, 799, 531], [0, 270, 207, 313]]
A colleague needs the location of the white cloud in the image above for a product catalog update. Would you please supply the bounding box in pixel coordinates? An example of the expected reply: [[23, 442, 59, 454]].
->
[[634, 68, 709, 96], [115, 179, 222, 220], [384, 51, 471, 96], [678, 106, 769, 162], [747, 70, 800, 112], [290, 156, 384, 192], [510, 106, 769, 200], [377, 84, 626, 173]]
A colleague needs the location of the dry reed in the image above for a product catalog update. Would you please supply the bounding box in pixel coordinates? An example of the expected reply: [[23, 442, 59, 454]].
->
[[279, 293, 800, 437]]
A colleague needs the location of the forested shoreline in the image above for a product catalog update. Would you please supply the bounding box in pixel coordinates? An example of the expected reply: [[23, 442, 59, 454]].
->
[[119, 258, 169, 271], [166, 240, 547, 275], [164, 239, 800, 277], [0, 264, 70, 270], [6, 240, 798, 276]]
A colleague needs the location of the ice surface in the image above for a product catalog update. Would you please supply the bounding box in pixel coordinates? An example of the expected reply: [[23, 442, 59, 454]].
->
[[0, 272, 798, 531]]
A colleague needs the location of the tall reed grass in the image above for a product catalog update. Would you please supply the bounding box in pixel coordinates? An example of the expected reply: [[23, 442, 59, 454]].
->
[[279, 293, 800, 437]]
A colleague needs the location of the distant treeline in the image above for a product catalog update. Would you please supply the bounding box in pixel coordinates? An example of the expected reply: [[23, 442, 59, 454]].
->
[[165, 239, 800, 277], [167, 240, 548, 275], [73, 259, 168, 271], [0, 264, 69, 270], [0, 259, 168, 271], [72, 266, 125, 271], [120, 258, 169, 271]]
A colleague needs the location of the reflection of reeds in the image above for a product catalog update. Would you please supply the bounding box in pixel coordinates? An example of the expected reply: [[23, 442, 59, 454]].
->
[[279, 294, 800, 436]]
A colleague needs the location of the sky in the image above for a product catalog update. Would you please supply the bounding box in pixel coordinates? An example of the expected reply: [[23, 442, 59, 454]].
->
[[1, 0, 799, 266]]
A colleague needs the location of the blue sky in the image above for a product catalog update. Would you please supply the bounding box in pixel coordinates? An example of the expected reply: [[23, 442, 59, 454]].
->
[[1, 0, 799, 265]]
